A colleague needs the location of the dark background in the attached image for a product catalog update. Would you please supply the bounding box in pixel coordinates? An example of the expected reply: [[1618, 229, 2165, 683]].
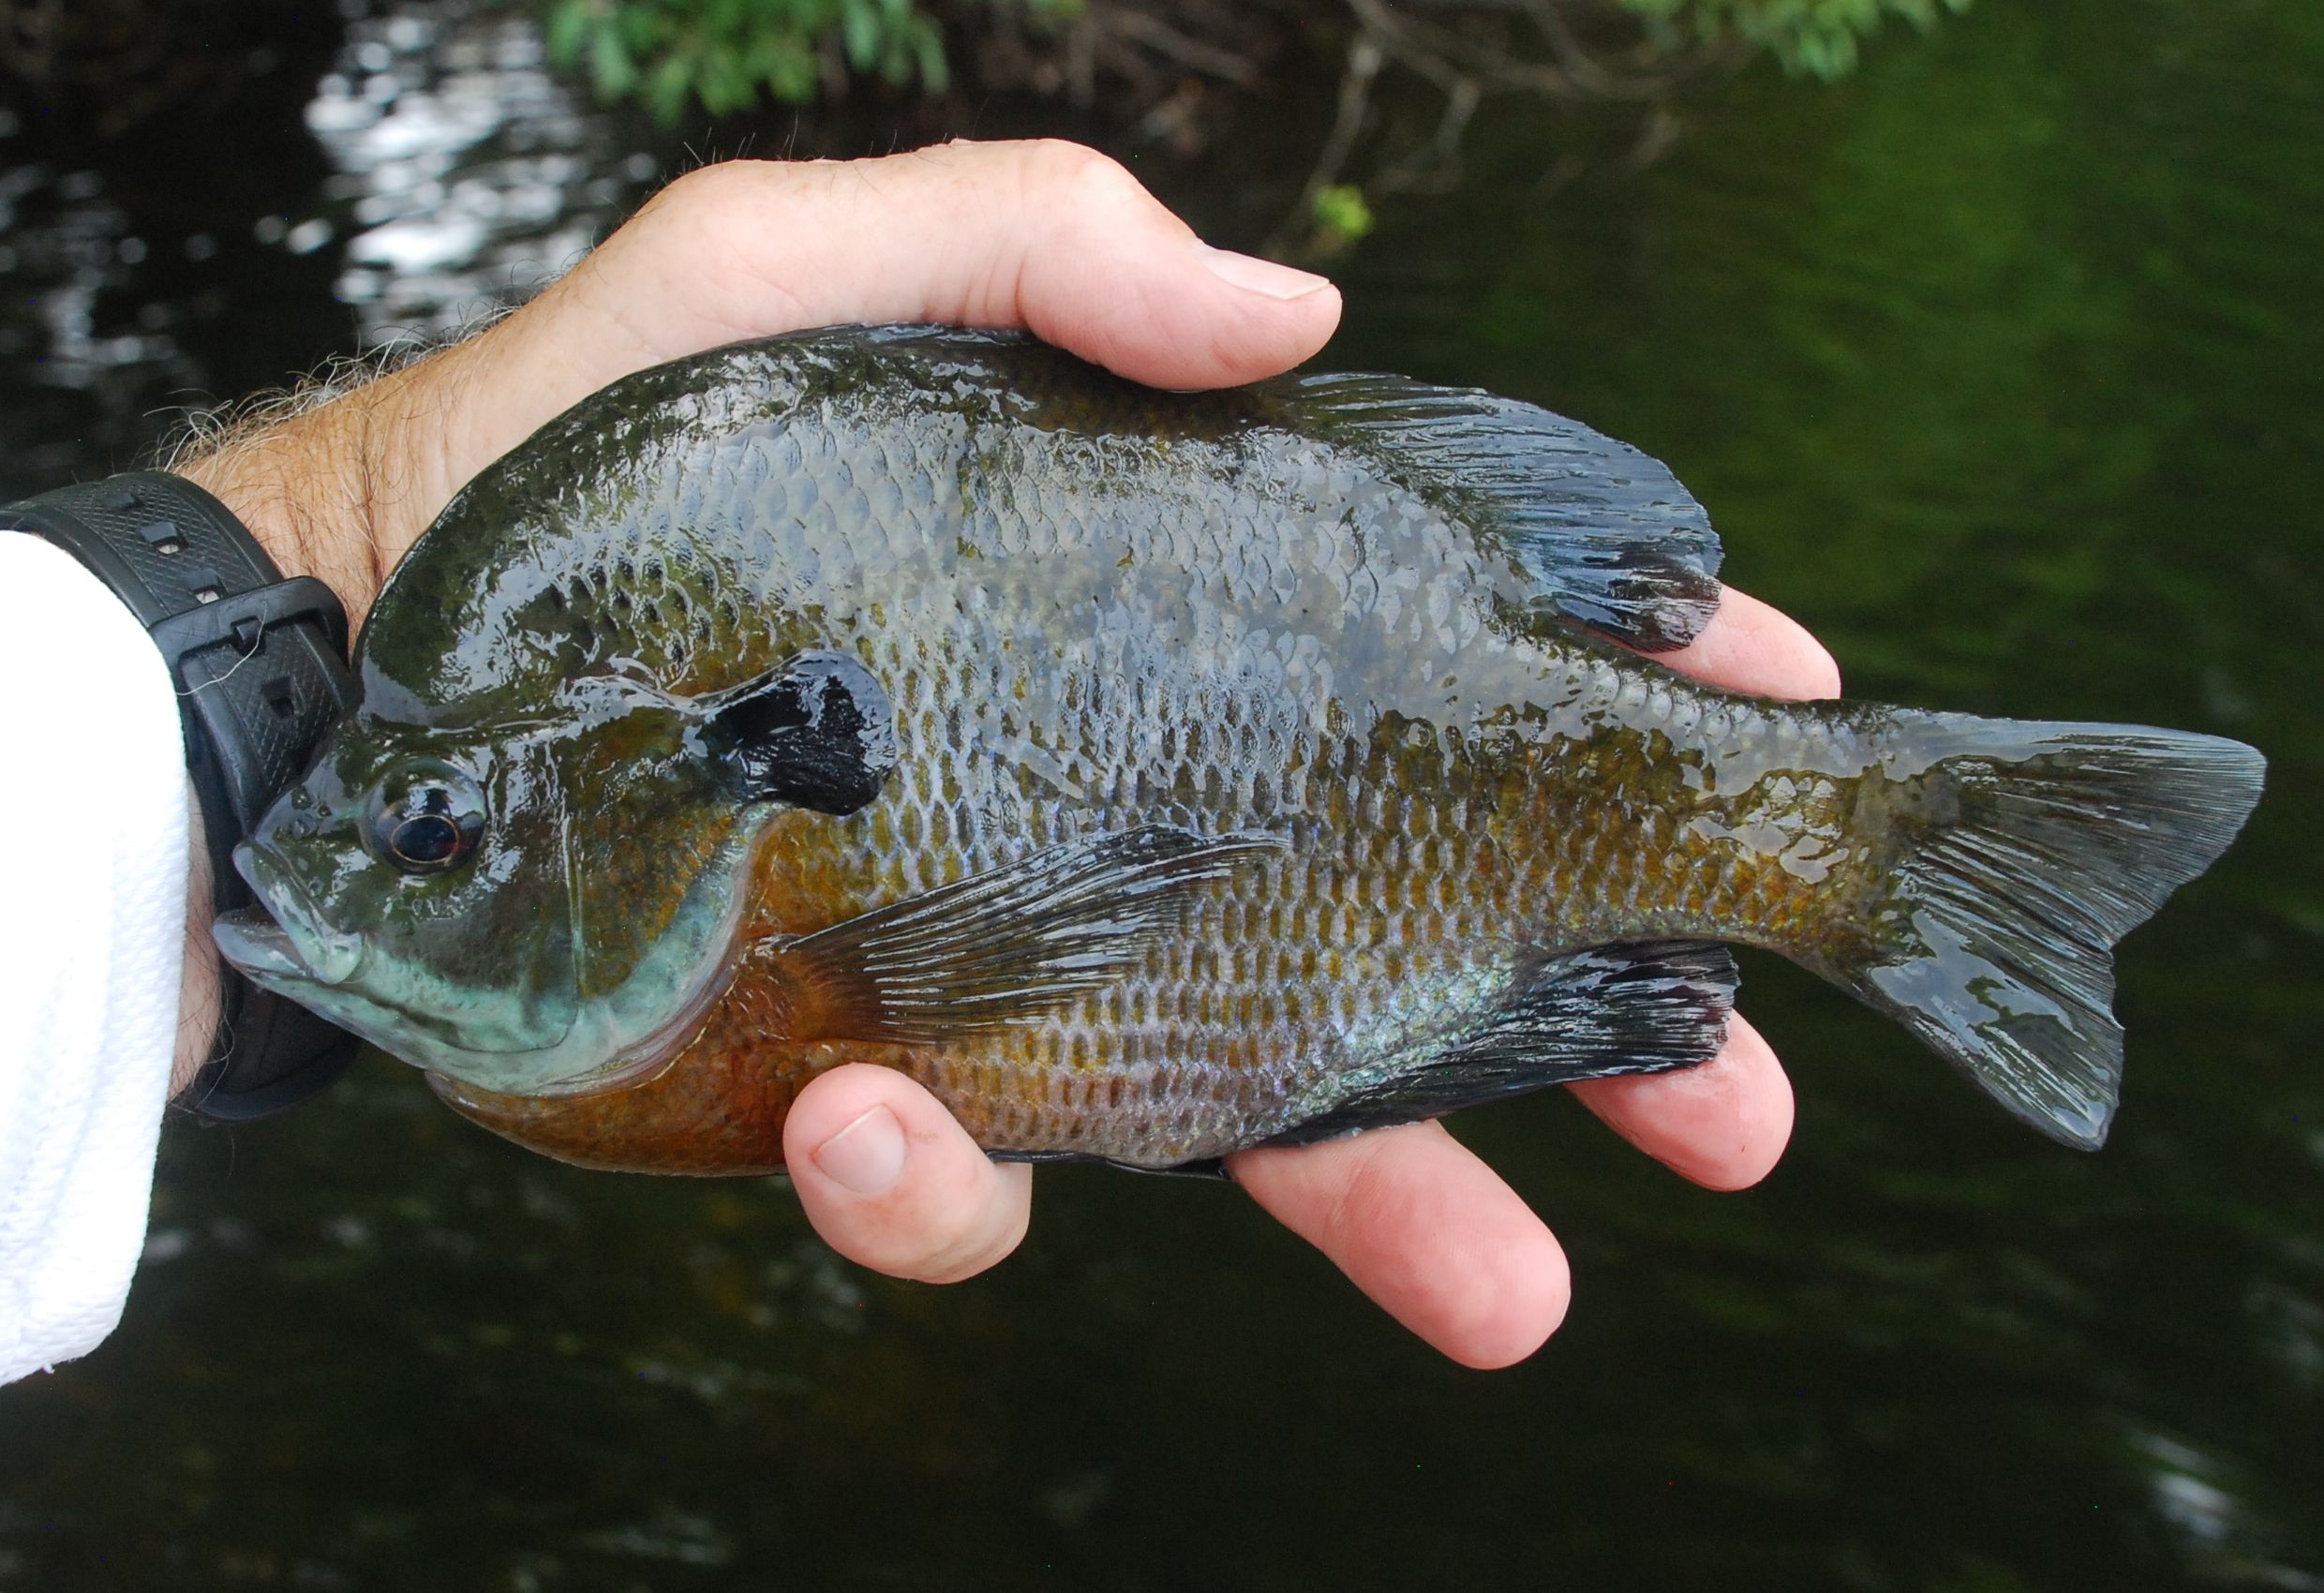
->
[[1, 1, 2317, 1586]]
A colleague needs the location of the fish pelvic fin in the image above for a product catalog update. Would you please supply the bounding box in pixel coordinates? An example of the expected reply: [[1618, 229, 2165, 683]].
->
[[1830, 719, 2265, 1150], [757, 826, 1284, 1043], [1266, 374, 1722, 651], [1260, 940, 1737, 1150]]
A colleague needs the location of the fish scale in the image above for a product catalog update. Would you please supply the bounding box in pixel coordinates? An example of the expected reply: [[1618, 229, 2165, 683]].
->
[[216, 327, 2263, 1171], [668, 392, 1616, 1160]]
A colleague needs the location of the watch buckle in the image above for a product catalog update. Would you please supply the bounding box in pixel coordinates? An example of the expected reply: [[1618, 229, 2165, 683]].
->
[[146, 575, 350, 673]]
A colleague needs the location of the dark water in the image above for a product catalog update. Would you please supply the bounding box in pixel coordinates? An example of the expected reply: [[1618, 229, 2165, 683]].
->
[[3, 1, 2318, 1586]]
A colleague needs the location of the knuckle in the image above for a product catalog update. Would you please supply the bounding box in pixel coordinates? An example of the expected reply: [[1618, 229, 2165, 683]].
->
[[1015, 139, 1145, 213], [621, 165, 744, 259], [908, 1175, 1028, 1285], [638, 159, 801, 246], [655, 158, 760, 213]]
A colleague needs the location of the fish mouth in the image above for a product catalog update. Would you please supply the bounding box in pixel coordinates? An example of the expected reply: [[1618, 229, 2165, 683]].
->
[[211, 845, 363, 987]]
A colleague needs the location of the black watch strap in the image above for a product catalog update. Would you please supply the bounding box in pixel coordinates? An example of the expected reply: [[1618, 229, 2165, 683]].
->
[[2, 470, 364, 1120]]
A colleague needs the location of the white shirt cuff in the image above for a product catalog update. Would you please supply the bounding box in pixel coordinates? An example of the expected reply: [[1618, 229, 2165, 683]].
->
[[0, 530, 188, 1383]]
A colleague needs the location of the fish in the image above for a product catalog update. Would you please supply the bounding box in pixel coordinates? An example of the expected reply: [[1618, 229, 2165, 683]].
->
[[212, 324, 2266, 1176]]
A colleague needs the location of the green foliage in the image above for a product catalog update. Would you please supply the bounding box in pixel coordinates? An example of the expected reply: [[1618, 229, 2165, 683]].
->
[[537, 0, 948, 121], [531, 0, 1967, 123], [1310, 184, 1375, 248], [1618, 0, 1973, 79]]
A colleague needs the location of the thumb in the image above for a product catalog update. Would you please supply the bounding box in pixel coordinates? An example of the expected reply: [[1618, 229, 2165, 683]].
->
[[782, 1064, 1033, 1285]]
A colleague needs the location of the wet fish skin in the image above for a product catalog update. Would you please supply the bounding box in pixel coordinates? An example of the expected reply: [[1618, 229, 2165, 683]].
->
[[214, 326, 2266, 1172]]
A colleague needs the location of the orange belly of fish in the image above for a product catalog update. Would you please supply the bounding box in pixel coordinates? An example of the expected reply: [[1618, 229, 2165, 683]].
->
[[426, 970, 897, 1177]]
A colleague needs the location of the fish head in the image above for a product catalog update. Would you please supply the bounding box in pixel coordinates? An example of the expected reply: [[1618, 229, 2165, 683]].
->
[[212, 651, 897, 1096]]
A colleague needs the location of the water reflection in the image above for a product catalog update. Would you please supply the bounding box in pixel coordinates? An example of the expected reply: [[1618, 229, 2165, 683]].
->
[[0, 105, 212, 487], [2135, 1429, 2324, 1591], [0, 7, 341, 493], [0, 144, 184, 385], [0, 0, 652, 500], [304, 1, 656, 344]]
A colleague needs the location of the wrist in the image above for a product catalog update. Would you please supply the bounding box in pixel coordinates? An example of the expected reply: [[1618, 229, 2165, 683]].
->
[[172, 409, 385, 620], [172, 790, 224, 1100], [159, 428, 362, 1101], [169, 343, 484, 624]]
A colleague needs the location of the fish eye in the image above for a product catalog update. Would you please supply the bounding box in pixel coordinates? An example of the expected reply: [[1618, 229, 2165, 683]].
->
[[367, 761, 488, 876]]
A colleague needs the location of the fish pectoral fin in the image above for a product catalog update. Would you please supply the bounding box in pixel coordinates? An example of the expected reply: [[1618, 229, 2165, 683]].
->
[[1260, 940, 1738, 1148], [1271, 374, 1723, 651], [756, 826, 1286, 1043]]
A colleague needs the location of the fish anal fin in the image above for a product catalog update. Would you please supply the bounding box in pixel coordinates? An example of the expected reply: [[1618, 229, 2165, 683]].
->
[[988, 1149, 1232, 1181], [1273, 374, 1723, 651], [1262, 940, 1738, 1149], [759, 826, 1285, 1044]]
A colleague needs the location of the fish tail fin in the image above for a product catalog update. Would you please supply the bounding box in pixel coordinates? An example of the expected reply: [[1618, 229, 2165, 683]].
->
[[1826, 715, 2264, 1148]]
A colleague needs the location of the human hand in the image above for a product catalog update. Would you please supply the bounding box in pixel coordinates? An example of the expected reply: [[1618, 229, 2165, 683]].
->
[[178, 140, 1827, 1366]]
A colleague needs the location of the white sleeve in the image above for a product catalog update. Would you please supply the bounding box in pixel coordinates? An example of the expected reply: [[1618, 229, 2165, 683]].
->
[[0, 530, 189, 1384]]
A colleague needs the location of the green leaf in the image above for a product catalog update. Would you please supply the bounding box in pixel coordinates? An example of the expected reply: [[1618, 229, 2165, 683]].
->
[[617, 3, 661, 52], [543, 1, 592, 68], [591, 25, 636, 98], [701, 45, 757, 112], [841, 0, 880, 69], [912, 19, 947, 91], [1312, 184, 1375, 242], [765, 35, 819, 101], [1616, 0, 1970, 79], [529, 0, 970, 114], [646, 52, 694, 124]]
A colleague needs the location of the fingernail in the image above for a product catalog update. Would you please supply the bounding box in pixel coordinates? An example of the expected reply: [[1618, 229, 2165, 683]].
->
[[1197, 243, 1333, 301], [812, 1105, 907, 1197]]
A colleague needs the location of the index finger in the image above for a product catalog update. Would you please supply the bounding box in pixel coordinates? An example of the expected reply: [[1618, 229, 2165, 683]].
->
[[1660, 586, 1842, 701]]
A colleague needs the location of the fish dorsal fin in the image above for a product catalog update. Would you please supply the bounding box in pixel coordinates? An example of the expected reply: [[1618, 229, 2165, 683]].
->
[[758, 826, 1284, 1043], [1261, 940, 1738, 1148], [1269, 375, 1724, 651]]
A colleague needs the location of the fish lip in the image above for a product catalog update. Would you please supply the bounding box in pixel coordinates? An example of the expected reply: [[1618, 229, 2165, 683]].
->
[[211, 904, 316, 981], [216, 844, 363, 987]]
